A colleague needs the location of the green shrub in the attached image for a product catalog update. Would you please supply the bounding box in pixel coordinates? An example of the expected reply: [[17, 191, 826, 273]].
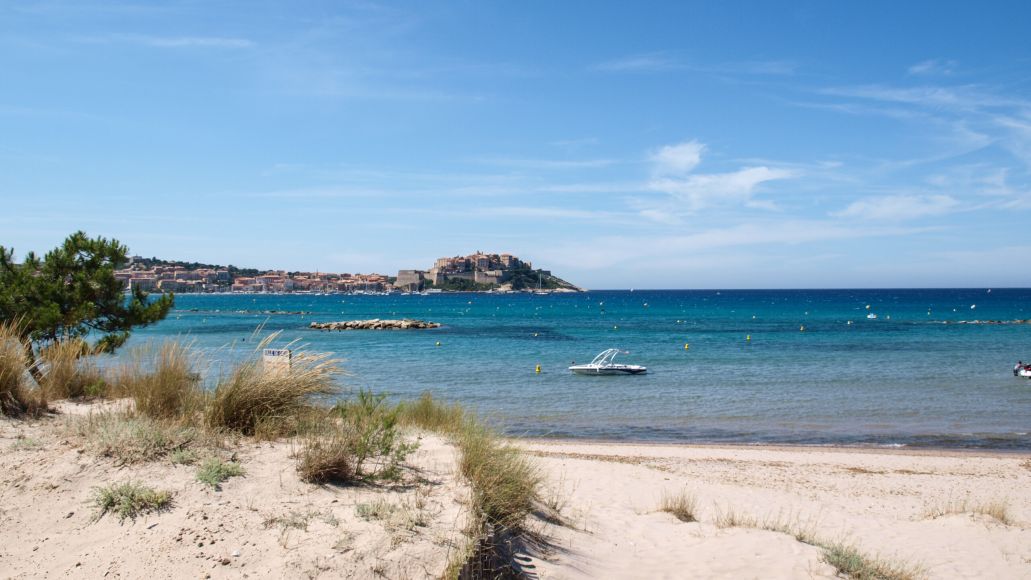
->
[[196, 457, 244, 489], [92, 481, 172, 522], [72, 412, 196, 464], [297, 390, 417, 484]]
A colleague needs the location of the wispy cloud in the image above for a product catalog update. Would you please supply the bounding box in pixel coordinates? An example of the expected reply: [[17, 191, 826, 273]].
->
[[832, 194, 959, 220], [470, 156, 617, 170], [908, 58, 958, 76], [591, 53, 796, 76], [76, 33, 255, 48], [644, 140, 796, 215], [591, 53, 679, 72]]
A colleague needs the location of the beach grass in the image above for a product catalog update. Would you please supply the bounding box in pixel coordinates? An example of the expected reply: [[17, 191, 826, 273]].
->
[[196, 456, 244, 489], [92, 481, 172, 522], [0, 321, 46, 417], [659, 489, 697, 522], [38, 338, 104, 400], [924, 498, 1011, 525], [110, 341, 205, 421], [398, 391, 541, 533], [206, 335, 341, 438]]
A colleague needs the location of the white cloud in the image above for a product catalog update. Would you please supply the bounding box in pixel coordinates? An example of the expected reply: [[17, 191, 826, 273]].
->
[[650, 141, 705, 176], [908, 59, 957, 76], [645, 141, 796, 212], [832, 194, 958, 220]]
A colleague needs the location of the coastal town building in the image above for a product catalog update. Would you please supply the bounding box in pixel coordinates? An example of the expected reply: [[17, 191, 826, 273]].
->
[[114, 263, 392, 294]]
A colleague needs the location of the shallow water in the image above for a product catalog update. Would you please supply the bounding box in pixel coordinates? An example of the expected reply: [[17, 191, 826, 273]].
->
[[122, 289, 1031, 449]]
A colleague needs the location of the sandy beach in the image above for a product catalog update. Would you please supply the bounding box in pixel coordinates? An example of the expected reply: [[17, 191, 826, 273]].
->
[[0, 402, 471, 580], [3, 401, 1031, 579], [518, 439, 1031, 579]]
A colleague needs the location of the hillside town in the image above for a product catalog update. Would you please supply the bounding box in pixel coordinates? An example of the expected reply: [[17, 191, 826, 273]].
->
[[114, 258, 391, 294], [113, 252, 578, 294]]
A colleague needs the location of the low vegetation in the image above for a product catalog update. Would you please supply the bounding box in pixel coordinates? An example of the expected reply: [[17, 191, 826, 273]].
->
[[400, 392, 540, 533], [110, 341, 204, 421], [71, 412, 197, 464], [38, 338, 105, 400], [297, 390, 417, 484], [0, 321, 46, 417], [206, 335, 340, 438], [92, 481, 173, 522], [822, 542, 924, 580], [712, 504, 922, 580], [659, 489, 697, 522], [196, 456, 245, 489], [924, 498, 1011, 525]]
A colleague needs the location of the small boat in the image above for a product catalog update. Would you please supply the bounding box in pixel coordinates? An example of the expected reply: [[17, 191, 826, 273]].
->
[[569, 349, 647, 375], [866, 313, 878, 319], [1016, 363, 1031, 378]]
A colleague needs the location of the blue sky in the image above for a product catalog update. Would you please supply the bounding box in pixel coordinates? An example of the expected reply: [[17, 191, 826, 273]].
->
[[2, 1, 1030, 288]]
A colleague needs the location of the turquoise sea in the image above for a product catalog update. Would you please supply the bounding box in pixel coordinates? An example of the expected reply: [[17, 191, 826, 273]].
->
[[122, 289, 1031, 450]]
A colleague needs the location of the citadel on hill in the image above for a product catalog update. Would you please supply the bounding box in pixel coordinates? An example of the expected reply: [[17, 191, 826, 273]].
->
[[395, 251, 579, 292]]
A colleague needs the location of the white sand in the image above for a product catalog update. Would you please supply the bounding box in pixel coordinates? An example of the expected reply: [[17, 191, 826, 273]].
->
[[0, 402, 471, 579], [518, 440, 1031, 579]]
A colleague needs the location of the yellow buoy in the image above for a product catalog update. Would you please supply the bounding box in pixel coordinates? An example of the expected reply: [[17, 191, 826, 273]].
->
[[684, 343, 690, 350], [535, 364, 541, 374], [746, 335, 751, 341]]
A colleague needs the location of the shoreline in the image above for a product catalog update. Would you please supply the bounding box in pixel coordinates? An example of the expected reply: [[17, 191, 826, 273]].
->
[[514, 435, 1031, 458]]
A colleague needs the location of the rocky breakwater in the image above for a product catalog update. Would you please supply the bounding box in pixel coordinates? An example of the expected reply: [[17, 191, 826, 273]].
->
[[309, 319, 441, 330]]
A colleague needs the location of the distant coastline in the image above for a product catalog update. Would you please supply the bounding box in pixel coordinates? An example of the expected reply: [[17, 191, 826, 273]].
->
[[114, 250, 583, 295]]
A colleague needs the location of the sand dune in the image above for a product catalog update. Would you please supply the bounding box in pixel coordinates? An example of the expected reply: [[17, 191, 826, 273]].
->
[[0, 403, 471, 579]]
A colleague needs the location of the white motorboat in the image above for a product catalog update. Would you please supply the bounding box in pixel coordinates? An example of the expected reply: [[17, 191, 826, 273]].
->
[[569, 349, 647, 375], [1015, 363, 1031, 378], [866, 313, 878, 319]]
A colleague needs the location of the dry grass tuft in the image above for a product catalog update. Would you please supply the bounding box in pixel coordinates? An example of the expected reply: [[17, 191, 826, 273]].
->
[[38, 338, 104, 400], [713, 503, 758, 529], [822, 542, 924, 580], [924, 498, 1011, 525], [70, 412, 198, 464], [0, 321, 46, 416], [92, 481, 173, 522], [109, 341, 204, 421], [296, 427, 357, 484], [659, 489, 697, 522], [206, 335, 341, 438]]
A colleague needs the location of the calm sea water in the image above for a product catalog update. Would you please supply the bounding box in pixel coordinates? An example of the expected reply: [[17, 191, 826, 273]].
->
[[120, 289, 1031, 450]]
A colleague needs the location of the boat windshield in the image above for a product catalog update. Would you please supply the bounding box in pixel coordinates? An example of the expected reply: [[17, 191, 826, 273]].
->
[[590, 349, 621, 366]]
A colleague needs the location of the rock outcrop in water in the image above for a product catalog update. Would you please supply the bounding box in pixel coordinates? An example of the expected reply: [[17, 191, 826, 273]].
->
[[309, 319, 441, 330]]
